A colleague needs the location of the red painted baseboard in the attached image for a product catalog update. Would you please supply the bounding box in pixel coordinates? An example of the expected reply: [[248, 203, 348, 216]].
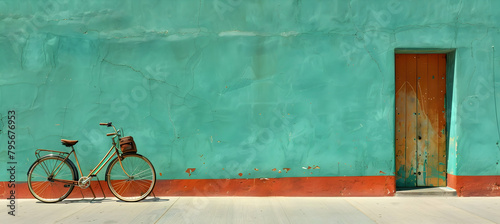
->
[[447, 174, 500, 196], [153, 176, 396, 197], [11, 174, 500, 198], [1, 176, 395, 199]]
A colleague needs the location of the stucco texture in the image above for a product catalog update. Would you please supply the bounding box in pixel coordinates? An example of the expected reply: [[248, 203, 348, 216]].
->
[[0, 0, 499, 183]]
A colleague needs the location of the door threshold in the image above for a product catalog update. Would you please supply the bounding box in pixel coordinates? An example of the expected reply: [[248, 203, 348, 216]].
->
[[395, 187, 457, 197]]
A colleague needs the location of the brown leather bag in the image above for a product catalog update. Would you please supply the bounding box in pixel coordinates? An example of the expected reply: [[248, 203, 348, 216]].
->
[[119, 136, 137, 153]]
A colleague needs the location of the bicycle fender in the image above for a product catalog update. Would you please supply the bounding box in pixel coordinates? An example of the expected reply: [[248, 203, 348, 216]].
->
[[27, 154, 79, 180]]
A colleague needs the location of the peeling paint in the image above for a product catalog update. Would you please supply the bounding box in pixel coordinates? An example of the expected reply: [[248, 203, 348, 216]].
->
[[185, 168, 196, 177], [305, 165, 320, 170], [395, 54, 447, 187]]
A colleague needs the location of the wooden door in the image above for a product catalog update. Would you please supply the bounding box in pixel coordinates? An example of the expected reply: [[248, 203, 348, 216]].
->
[[395, 54, 447, 187]]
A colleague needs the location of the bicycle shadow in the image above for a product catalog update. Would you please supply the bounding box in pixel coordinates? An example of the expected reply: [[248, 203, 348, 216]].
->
[[35, 197, 170, 204], [113, 197, 170, 203]]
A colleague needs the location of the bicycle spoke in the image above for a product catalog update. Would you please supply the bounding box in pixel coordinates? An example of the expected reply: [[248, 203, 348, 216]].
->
[[110, 172, 129, 179], [113, 180, 131, 195], [118, 182, 131, 194], [128, 162, 143, 175], [31, 173, 48, 179], [133, 180, 152, 189], [32, 182, 48, 192], [132, 168, 152, 177], [34, 182, 52, 196], [39, 160, 53, 177]]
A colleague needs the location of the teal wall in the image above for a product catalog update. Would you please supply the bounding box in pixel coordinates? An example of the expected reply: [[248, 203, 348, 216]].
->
[[1, 0, 499, 182]]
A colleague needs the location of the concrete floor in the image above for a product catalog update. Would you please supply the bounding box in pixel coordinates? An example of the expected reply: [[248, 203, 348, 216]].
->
[[2, 196, 500, 223]]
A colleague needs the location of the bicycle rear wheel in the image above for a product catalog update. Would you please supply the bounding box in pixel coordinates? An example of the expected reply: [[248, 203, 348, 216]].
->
[[106, 153, 156, 202], [27, 156, 77, 203]]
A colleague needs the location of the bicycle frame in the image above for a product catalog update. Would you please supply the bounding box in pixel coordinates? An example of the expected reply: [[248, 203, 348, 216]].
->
[[35, 126, 131, 187]]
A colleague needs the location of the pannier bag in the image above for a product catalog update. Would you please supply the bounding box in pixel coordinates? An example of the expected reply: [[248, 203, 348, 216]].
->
[[119, 136, 137, 153]]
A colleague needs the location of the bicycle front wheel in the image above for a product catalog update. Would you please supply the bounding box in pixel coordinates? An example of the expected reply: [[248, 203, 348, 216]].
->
[[27, 156, 77, 203], [106, 153, 156, 202]]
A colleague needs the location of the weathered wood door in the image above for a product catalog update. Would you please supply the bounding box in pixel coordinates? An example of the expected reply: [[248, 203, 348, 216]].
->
[[395, 54, 447, 187]]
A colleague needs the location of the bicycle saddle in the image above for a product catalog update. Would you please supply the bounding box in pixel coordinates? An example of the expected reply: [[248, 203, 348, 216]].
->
[[61, 139, 78, 147]]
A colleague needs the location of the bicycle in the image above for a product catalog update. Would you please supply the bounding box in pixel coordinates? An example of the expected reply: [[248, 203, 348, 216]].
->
[[27, 122, 156, 203]]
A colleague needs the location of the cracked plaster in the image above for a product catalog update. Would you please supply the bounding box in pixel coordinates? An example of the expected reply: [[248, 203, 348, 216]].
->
[[0, 0, 499, 181]]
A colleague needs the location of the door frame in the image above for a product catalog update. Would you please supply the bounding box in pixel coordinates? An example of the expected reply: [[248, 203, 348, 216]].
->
[[394, 48, 456, 189]]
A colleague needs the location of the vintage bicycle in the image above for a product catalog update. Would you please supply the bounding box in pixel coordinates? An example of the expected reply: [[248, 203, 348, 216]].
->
[[27, 122, 156, 202]]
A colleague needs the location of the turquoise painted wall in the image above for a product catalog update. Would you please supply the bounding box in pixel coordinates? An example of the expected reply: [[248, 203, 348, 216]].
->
[[1, 0, 499, 182]]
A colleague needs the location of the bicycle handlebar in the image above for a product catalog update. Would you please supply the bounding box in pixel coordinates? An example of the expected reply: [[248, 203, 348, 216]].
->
[[100, 121, 120, 138], [101, 122, 119, 137], [100, 122, 112, 127]]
